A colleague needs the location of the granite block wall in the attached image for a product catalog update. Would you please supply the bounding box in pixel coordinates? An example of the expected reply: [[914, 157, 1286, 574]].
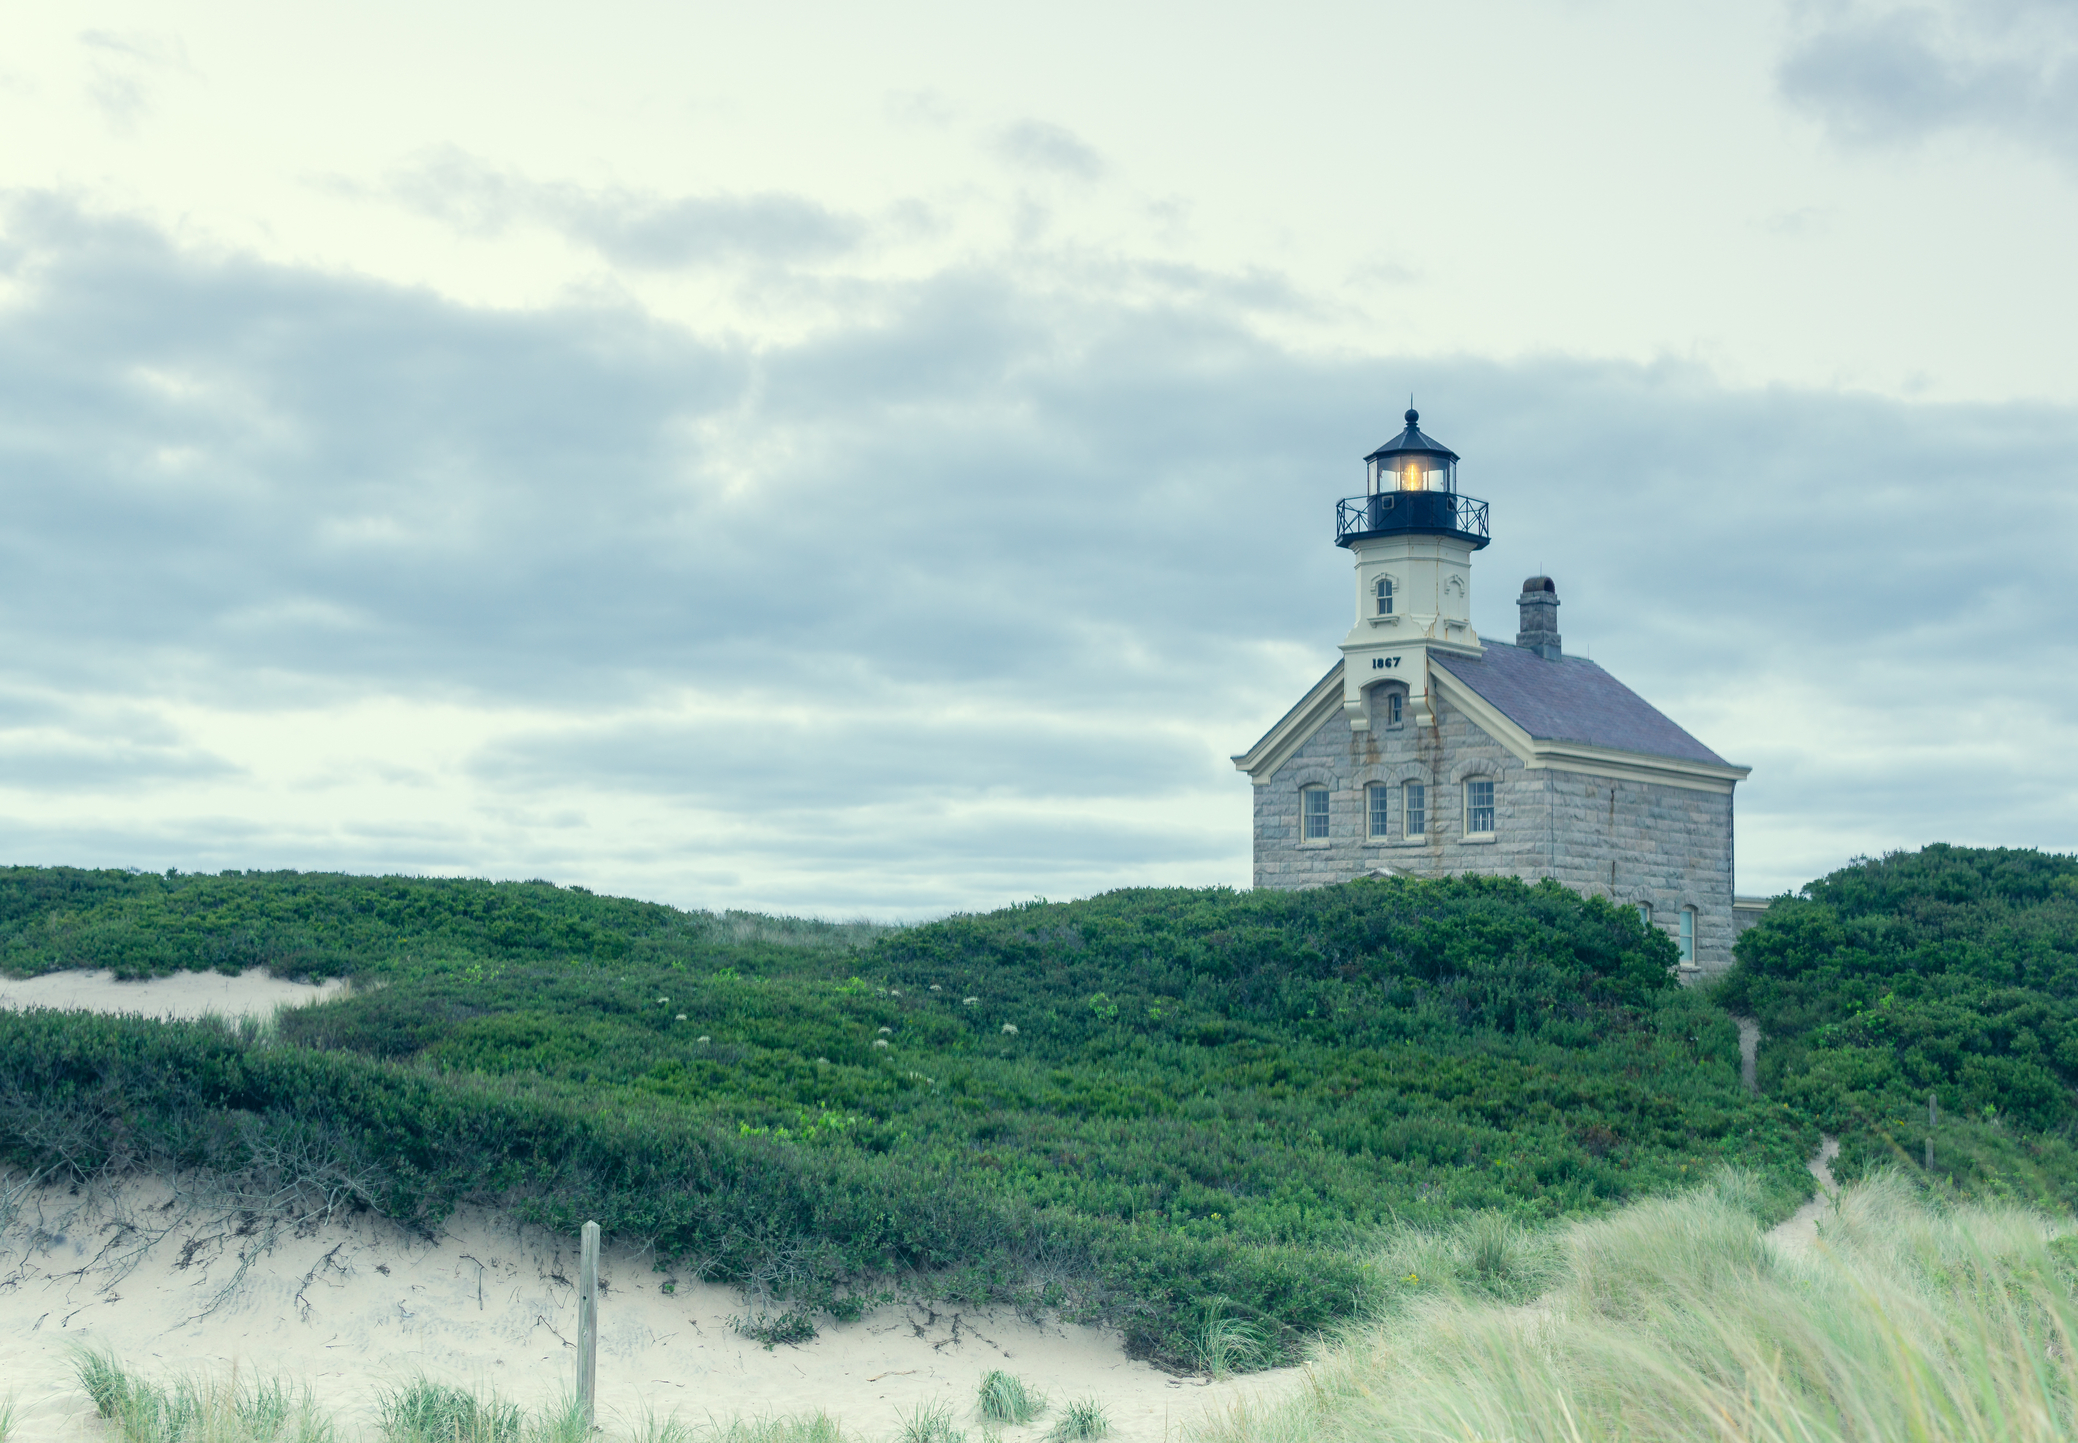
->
[[1252, 682, 1738, 975]]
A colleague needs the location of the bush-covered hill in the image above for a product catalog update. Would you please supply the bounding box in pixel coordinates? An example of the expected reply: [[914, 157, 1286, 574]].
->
[[0, 866, 887, 978], [1717, 844, 2078, 1205], [0, 868, 1813, 1369]]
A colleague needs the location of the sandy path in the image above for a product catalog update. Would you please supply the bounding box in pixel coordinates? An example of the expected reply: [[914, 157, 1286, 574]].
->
[[1768, 1136, 1841, 1251], [0, 968, 346, 1019]]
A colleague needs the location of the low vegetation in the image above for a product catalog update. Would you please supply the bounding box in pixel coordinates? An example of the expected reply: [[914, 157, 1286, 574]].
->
[[1204, 1169, 2078, 1443], [973, 1372, 1044, 1426], [72, 1347, 337, 1443], [0, 868, 1815, 1369], [1718, 843, 2078, 1206]]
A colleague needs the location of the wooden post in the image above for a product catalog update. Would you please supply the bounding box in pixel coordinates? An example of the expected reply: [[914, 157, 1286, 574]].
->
[[579, 1221, 600, 1430], [1929, 1091, 1938, 1128]]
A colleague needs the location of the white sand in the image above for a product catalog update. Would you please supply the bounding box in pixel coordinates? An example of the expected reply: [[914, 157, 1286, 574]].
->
[[1768, 1135, 1842, 1251], [0, 1180, 1298, 1443], [0, 968, 347, 1019]]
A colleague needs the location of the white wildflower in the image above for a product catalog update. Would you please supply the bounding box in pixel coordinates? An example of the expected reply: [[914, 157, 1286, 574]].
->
[[878, 1026, 892, 1035], [929, 985, 942, 992], [874, 1038, 889, 1048], [675, 1014, 687, 1021], [1001, 1023, 1018, 1035], [963, 997, 980, 1006], [697, 1036, 711, 1044]]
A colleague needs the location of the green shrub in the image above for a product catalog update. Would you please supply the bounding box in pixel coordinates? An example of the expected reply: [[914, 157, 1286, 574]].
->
[[1716, 844, 2078, 1205], [4, 870, 1817, 1371], [728, 1311, 818, 1348]]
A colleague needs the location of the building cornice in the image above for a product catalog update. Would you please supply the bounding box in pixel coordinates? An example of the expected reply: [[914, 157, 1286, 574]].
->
[[1429, 659, 1751, 794], [1231, 663, 1346, 785]]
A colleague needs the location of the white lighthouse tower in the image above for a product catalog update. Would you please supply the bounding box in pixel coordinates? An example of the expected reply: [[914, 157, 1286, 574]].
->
[[1334, 408, 1490, 731]]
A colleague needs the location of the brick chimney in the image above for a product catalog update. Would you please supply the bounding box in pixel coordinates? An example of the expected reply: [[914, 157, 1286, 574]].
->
[[1516, 576, 1562, 660]]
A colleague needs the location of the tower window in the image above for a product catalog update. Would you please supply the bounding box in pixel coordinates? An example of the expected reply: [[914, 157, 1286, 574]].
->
[[1679, 908, 1697, 965], [1374, 577, 1394, 615], [1464, 779, 1495, 835], [1302, 786, 1330, 840], [1387, 691, 1402, 726], [1367, 782, 1390, 839], [1403, 782, 1426, 839]]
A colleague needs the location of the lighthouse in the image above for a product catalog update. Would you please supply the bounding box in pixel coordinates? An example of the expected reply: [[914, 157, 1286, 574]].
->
[[1334, 408, 1490, 732], [1232, 407, 1755, 974]]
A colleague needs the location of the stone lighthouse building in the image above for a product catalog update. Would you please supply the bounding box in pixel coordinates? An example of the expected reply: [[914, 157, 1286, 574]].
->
[[1231, 410, 1751, 974]]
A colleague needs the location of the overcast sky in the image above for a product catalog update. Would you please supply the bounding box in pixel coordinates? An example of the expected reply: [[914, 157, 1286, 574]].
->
[[1, 0, 2074, 918]]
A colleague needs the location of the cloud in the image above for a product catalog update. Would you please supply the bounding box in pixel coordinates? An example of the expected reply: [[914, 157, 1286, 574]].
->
[[1778, 0, 2078, 168], [994, 121, 1106, 181], [386, 149, 864, 269], [77, 29, 193, 134], [0, 195, 2072, 910]]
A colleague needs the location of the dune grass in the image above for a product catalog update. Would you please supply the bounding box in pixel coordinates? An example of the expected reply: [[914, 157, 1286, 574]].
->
[[1041, 1399, 1109, 1443], [895, 1398, 963, 1443], [1204, 1168, 2078, 1443], [973, 1372, 1045, 1426], [69, 1348, 336, 1443]]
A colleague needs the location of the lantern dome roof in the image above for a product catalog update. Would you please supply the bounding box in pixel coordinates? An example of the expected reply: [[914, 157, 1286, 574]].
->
[[1364, 407, 1459, 463]]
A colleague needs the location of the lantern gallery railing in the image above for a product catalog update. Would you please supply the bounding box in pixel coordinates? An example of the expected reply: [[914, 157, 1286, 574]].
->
[[1335, 490, 1490, 545]]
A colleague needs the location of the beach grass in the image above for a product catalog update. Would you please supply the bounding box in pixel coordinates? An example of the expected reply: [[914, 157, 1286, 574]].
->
[[974, 1372, 1045, 1426], [895, 1397, 964, 1443], [1041, 1399, 1108, 1442], [68, 1349, 335, 1443], [1202, 1167, 2078, 1443]]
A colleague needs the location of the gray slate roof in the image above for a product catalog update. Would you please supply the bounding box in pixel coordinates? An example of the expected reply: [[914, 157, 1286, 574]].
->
[[1434, 643, 1729, 765]]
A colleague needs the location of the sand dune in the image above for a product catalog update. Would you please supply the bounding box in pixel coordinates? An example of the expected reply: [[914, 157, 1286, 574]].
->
[[0, 1175, 1291, 1443], [0, 969, 1296, 1440]]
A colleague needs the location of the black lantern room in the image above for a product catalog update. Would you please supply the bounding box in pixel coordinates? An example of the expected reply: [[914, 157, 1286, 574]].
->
[[1335, 408, 1490, 549]]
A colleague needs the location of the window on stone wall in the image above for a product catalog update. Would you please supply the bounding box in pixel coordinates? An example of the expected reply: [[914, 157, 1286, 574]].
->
[[1302, 786, 1330, 840], [1367, 783, 1390, 838], [1635, 902, 1651, 928], [1464, 778, 1496, 835], [1375, 577, 1394, 615], [1679, 907, 1697, 965], [1403, 781, 1425, 838], [1387, 691, 1403, 726]]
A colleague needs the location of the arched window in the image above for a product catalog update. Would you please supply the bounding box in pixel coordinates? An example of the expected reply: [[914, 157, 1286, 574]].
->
[[1403, 781, 1426, 839], [1301, 786, 1330, 840], [1635, 902, 1652, 928], [1679, 908, 1697, 965], [1366, 782, 1390, 838], [1374, 577, 1394, 615]]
